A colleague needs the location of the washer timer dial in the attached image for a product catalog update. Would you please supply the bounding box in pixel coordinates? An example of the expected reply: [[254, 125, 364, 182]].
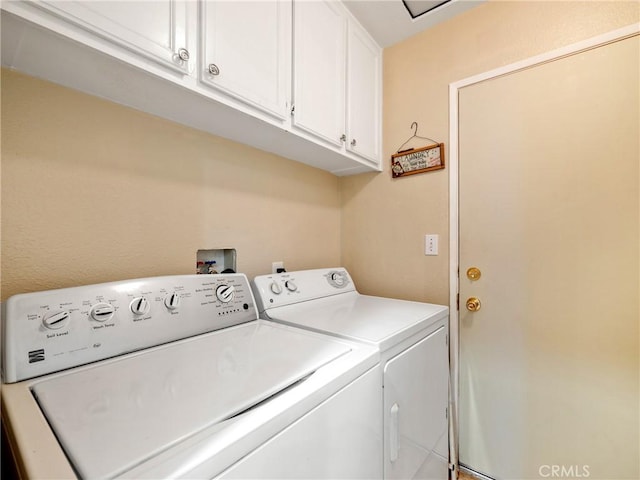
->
[[216, 285, 235, 303]]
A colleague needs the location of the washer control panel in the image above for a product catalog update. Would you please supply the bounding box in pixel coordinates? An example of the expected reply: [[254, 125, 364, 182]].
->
[[2, 274, 256, 383], [252, 268, 356, 313]]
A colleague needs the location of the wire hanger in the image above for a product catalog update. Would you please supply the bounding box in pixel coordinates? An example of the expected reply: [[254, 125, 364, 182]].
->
[[396, 122, 438, 153]]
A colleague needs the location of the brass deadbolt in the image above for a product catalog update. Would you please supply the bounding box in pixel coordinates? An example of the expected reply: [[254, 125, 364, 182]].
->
[[466, 297, 481, 312], [467, 267, 482, 281]]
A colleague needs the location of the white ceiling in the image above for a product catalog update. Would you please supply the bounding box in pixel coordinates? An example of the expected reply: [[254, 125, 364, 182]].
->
[[343, 0, 486, 48]]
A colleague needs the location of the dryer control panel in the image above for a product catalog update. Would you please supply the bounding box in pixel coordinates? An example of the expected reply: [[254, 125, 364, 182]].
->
[[252, 268, 357, 313], [2, 274, 257, 383]]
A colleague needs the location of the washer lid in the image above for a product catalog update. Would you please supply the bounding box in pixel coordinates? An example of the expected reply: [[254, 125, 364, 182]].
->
[[265, 293, 448, 351], [31, 321, 350, 479]]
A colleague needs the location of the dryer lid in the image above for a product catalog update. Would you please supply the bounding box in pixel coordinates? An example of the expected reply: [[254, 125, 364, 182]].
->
[[31, 321, 350, 479]]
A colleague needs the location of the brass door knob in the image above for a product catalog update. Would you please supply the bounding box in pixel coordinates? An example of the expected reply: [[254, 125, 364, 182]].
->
[[466, 297, 481, 312]]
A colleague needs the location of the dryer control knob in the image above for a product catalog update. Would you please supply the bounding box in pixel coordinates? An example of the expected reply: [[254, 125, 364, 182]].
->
[[284, 280, 298, 292], [164, 293, 180, 310], [130, 297, 150, 316], [270, 281, 283, 295], [328, 271, 348, 288], [42, 310, 71, 330], [90, 303, 115, 322], [216, 284, 235, 303]]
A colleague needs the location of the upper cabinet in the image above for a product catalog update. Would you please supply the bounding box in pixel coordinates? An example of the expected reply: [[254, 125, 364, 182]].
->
[[346, 20, 381, 164], [26, 0, 196, 75], [1, 0, 381, 176], [200, 1, 291, 121], [292, 0, 347, 147], [293, 0, 381, 164]]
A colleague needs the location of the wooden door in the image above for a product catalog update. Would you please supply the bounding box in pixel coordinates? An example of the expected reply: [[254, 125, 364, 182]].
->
[[458, 35, 639, 479]]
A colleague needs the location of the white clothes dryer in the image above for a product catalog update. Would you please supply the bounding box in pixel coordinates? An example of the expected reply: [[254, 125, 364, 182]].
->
[[1, 274, 382, 479], [253, 268, 450, 480]]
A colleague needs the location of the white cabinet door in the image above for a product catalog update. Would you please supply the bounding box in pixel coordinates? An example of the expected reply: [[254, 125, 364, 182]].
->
[[32, 1, 195, 74], [346, 21, 381, 164], [200, 0, 291, 120], [293, 0, 346, 147], [383, 326, 449, 480]]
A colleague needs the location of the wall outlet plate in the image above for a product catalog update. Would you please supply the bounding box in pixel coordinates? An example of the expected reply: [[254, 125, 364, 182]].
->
[[425, 235, 439, 256], [272, 261, 284, 274]]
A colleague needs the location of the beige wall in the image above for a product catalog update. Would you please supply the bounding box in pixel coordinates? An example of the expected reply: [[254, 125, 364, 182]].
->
[[2, 2, 638, 303], [0, 69, 340, 301], [340, 0, 639, 304]]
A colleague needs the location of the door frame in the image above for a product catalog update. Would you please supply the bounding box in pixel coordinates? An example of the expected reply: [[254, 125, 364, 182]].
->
[[447, 22, 640, 478]]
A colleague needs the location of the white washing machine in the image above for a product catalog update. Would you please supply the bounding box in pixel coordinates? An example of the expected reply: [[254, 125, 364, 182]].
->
[[1, 274, 382, 479], [253, 268, 450, 480]]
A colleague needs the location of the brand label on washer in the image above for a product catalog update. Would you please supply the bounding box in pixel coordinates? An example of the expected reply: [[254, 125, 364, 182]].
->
[[28, 348, 45, 363]]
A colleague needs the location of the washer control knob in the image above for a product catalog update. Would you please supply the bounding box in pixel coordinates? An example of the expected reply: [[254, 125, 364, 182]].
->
[[270, 281, 283, 295], [164, 293, 180, 310], [130, 297, 150, 316], [216, 284, 235, 303], [284, 280, 297, 292], [90, 303, 115, 322], [42, 310, 71, 330]]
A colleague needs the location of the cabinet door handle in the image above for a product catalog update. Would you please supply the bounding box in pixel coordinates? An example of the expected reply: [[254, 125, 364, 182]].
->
[[177, 48, 190, 61], [390, 403, 399, 462], [340, 134, 347, 142], [208, 63, 220, 76], [350, 139, 357, 147]]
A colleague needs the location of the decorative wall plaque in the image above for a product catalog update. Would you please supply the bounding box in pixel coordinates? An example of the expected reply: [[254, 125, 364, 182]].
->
[[391, 143, 445, 178]]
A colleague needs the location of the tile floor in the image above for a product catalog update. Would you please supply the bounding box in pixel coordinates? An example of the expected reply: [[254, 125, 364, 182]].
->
[[458, 471, 480, 480]]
